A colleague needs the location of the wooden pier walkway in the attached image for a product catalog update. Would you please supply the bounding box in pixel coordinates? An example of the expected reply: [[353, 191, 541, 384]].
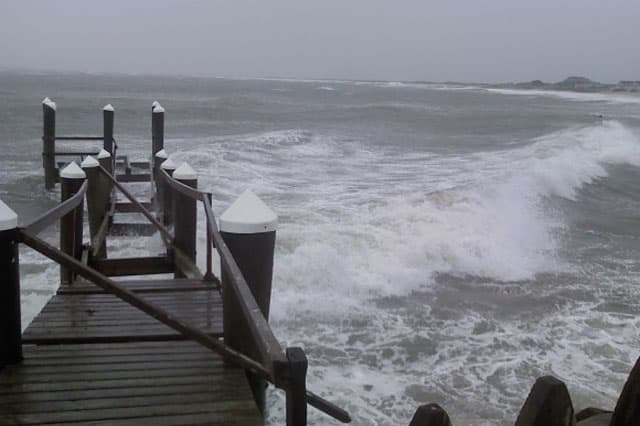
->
[[0, 100, 350, 425], [3, 98, 637, 426]]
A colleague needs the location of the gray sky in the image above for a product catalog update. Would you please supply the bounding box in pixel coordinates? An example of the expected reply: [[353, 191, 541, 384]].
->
[[1, 1, 638, 83]]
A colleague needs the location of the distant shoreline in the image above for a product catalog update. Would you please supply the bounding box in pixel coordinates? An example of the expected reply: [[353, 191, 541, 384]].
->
[[0, 68, 638, 95]]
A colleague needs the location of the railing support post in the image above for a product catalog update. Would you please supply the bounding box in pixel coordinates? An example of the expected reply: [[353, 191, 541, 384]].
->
[[285, 347, 308, 426], [42, 98, 56, 190], [153, 149, 168, 210], [82, 156, 108, 259], [160, 158, 177, 226], [59, 162, 86, 285], [172, 162, 197, 278], [97, 149, 113, 208], [0, 199, 21, 369], [220, 189, 278, 412], [103, 104, 114, 157], [152, 103, 165, 160]]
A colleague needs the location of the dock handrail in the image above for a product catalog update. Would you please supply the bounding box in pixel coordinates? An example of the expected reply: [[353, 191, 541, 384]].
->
[[159, 169, 287, 374], [159, 168, 351, 423], [98, 165, 174, 245], [23, 180, 88, 236]]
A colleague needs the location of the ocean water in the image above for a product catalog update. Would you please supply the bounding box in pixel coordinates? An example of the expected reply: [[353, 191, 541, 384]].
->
[[1, 72, 639, 425]]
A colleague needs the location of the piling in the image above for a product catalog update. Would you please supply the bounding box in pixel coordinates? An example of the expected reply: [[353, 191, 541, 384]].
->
[[97, 149, 113, 205], [103, 104, 114, 155], [219, 189, 277, 413], [82, 156, 108, 258], [59, 162, 86, 284], [285, 347, 308, 426], [154, 149, 168, 201], [220, 189, 277, 319], [0, 199, 21, 369], [42, 98, 57, 189], [172, 162, 197, 278], [152, 104, 165, 158], [160, 158, 177, 226]]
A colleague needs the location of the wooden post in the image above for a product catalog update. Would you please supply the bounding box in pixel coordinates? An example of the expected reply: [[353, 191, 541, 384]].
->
[[97, 148, 113, 207], [103, 104, 114, 156], [160, 158, 177, 226], [42, 97, 56, 189], [172, 162, 197, 278], [153, 149, 168, 209], [152, 104, 164, 159], [81, 156, 108, 259], [409, 403, 452, 426], [285, 347, 308, 426], [220, 189, 278, 412], [515, 376, 576, 426], [610, 355, 640, 426], [0, 199, 21, 369], [59, 162, 86, 285]]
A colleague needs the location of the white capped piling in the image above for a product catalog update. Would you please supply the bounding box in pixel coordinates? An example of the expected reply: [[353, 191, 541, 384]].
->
[[160, 158, 177, 226], [153, 149, 168, 213], [82, 156, 108, 259], [219, 189, 277, 412], [103, 104, 114, 156], [0, 199, 21, 368], [172, 162, 197, 278], [97, 149, 113, 206], [152, 103, 165, 160], [59, 162, 86, 284], [42, 97, 57, 189]]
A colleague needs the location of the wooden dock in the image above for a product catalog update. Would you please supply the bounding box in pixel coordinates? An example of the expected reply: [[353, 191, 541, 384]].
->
[[0, 100, 350, 425], [2, 98, 638, 425]]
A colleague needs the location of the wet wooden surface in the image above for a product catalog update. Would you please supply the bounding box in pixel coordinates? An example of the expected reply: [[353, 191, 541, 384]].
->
[[0, 341, 261, 425]]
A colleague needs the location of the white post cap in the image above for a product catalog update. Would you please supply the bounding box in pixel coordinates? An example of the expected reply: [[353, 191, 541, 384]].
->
[[173, 162, 197, 180], [220, 190, 277, 234], [43, 98, 56, 111], [155, 149, 168, 159], [103, 104, 114, 112], [160, 158, 177, 170], [153, 105, 165, 113], [81, 156, 99, 168], [0, 199, 18, 231], [97, 148, 111, 159], [60, 161, 86, 179]]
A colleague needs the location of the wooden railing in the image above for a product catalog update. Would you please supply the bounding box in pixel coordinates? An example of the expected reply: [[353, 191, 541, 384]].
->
[[157, 167, 351, 424]]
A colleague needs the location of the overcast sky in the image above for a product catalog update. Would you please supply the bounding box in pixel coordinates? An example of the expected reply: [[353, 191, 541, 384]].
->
[[1, 1, 638, 83]]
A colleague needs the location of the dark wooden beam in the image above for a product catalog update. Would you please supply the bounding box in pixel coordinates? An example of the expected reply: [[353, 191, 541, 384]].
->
[[91, 256, 174, 276]]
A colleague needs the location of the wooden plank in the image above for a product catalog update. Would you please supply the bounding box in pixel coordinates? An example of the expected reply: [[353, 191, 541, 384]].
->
[[58, 278, 218, 294], [0, 340, 261, 425], [0, 400, 258, 425], [108, 222, 159, 236], [22, 288, 223, 343], [115, 201, 152, 212], [116, 173, 151, 182], [91, 256, 174, 276]]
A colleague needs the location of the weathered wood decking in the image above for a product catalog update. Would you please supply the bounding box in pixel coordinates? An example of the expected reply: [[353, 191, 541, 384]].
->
[[0, 341, 260, 425]]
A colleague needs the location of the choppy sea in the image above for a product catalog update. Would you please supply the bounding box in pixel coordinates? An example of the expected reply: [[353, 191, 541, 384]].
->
[[1, 72, 639, 425]]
